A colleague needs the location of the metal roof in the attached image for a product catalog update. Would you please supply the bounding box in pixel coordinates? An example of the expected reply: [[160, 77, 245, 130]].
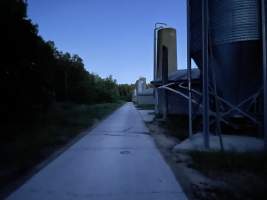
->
[[151, 68, 200, 86]]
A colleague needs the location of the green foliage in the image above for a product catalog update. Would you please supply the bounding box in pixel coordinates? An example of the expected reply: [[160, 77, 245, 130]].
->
[[0, 0, 132, 193], [118, 84, 135, 101], [0, 0, 133, 133]]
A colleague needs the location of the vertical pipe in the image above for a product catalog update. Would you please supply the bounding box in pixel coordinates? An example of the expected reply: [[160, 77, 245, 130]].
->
[[187, 0, 193, 138], [261, 0, 267, 151], [202, 0, 210, 148], [154, 28, 157, 80], [154, 23, 167, 80], [154, 23, 167, 115], [154, 27, 158, 113]]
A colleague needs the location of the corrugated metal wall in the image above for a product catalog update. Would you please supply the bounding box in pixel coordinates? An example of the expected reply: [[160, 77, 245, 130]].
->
[[210, 0, 260, 45], [190, 0, 261, 53], [189, 0, 262, 106]]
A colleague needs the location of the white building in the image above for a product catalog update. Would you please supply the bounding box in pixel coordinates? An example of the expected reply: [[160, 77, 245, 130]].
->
[[132, 77, 154, 105]]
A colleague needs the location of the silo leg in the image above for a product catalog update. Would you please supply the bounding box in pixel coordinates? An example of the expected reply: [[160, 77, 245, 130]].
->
[[261, 0, 267, 151], [202, 0, 210, 149]]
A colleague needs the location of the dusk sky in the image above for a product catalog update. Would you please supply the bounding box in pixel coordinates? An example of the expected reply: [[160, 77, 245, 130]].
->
[[27, 0, 187, 84]]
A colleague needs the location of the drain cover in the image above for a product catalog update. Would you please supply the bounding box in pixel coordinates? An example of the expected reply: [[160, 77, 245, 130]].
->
[[120, 150, 131, 155]]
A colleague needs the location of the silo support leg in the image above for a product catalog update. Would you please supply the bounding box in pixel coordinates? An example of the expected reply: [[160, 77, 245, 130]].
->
[[261, 0, 267, 151], [187, 0, 193, 138], [202, 0, 210, 149]]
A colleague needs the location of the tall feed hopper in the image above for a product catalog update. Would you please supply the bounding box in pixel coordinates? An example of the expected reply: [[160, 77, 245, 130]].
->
[[155, 28, 177, 80], [189, 0, 262, 106]]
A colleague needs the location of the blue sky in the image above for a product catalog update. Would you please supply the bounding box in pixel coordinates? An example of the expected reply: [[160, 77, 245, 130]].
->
[[28, 0, 187, 84]]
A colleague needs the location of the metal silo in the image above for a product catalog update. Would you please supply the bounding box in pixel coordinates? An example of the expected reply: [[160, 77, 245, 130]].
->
[[155, 28, 177, 81], [189, 0, 262, 106]]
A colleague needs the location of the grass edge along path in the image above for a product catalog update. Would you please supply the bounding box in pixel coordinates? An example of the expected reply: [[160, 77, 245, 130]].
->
[[0, 101, 125, 197]]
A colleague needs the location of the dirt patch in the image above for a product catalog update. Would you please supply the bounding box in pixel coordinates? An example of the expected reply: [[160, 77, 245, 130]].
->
[[146, 119, 267, 200], [189, 151, 267, 200], [147, 119, 215, 200]]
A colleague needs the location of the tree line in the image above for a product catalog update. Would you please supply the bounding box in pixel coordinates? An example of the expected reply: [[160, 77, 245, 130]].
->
[[0, 0, 134, 136]]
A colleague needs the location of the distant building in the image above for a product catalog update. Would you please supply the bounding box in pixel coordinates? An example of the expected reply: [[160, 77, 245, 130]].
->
[[132, 77, 154, 105]]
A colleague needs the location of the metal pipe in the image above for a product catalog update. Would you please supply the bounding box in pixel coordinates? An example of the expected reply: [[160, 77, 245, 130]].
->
[[219, 92, 261, 124], [261, 0, 267, 150], [155, 23, 167, 29], [158, 83, 230, 125], [179, 80, 261, 124], [202, 0, 210, 149], [154, 28, 158, 80], [159, 85, 196, 102], [154, 23, 167, 113], [159, 84, 230, 125], [154, 23, 167, 80], [179, 81, 260, 125], [210, 43, 224, 151], [187, 0, 193, 138]]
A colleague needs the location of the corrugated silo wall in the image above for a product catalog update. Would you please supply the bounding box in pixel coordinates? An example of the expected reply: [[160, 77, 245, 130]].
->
[[265, 1, 267, 49], [189, 0, 262, 106]]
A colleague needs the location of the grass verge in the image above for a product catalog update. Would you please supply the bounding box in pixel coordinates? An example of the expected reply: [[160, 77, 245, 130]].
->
[[0, 101, 124, 195], [189, 151, 267, 200]]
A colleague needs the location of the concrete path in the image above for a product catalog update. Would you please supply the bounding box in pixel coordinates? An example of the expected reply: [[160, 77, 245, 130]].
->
[[7, 103, 187, 200]]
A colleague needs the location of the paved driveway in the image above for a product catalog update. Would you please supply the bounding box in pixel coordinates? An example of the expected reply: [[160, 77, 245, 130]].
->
[[7, 103, 187, 200]]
